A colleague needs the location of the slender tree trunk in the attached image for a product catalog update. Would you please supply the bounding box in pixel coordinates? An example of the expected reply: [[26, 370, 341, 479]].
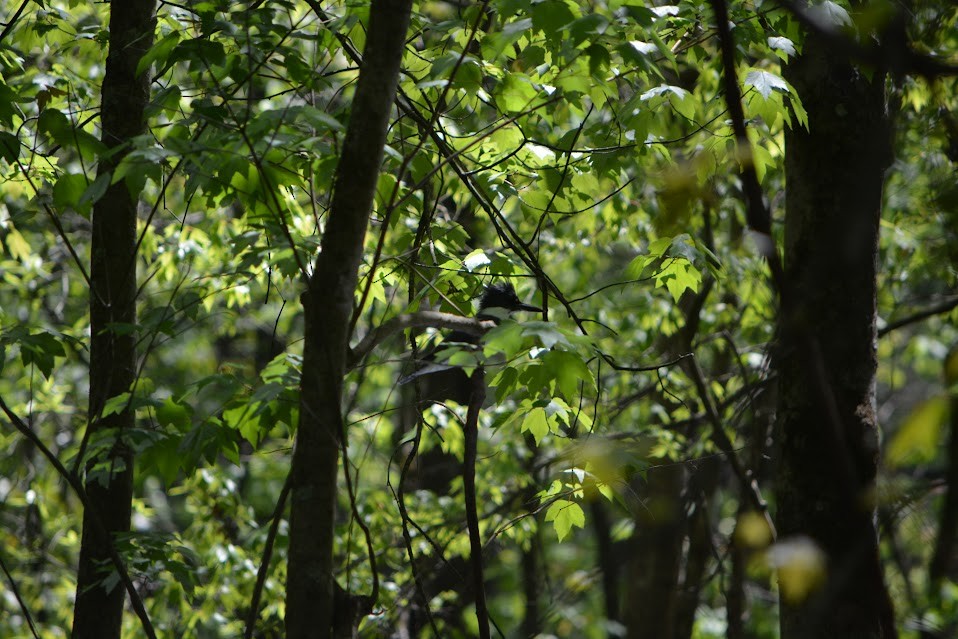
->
[[623, 280, 713, 639], [924, 346, 958, 638], [521, 439, 542, 639], [72, 3, 155, 638], [284, 0, 412, 636], [775, 22, 896, 639], [590, 499, 620, 634], [624, 462, 686, 639], [674, 457, 718, 639]]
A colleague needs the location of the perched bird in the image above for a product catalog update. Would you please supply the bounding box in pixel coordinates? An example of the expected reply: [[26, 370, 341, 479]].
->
[[398, 282, 540, 494], [401, 282, 541, 404]]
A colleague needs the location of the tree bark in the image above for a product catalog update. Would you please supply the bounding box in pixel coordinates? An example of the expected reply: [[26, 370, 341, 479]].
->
[[624, 462, 686, 639], [72, 2, 156, 638], [775, 21, 896, 639], [925, 346, 958, 638], [284, 0, 412, 636]]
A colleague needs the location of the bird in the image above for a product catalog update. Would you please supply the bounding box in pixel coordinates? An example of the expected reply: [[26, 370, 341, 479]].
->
[[400, 282, 541, 405], [397, 282, 540, 494]]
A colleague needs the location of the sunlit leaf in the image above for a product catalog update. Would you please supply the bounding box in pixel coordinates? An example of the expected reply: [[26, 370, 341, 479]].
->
[[545, 499, 585, 541]]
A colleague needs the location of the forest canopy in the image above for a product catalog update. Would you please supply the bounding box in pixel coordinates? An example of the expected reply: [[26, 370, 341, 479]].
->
[[0, 0, 957, 638]]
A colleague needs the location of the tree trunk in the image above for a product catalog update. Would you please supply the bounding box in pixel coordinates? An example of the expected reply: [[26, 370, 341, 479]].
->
[[72, 2, 156, 638], [284, 0, 412, 636], [624, 462, 686, 639], [775, 23, 896, 639], [925, 345, 958, 638]]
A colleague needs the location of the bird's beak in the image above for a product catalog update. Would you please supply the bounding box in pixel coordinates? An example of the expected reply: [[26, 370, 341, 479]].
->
[[517, 301, 542, 313]]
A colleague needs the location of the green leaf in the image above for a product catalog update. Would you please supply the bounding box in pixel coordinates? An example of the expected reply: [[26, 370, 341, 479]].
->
[[224, 404, 264, 445], [482, 18, 532, 59], [156, 398, 192, 431], [78, 173, 112, 212], [37, 108, 106, 161], [484, 321, 524, 358], [495, 73, 540, 114], [789, 93, 809, 130], [0, 80, 15, 127], [0, 131, 19, 163], [137, 31, 182, 77], [52, 173, 91, 215], [586, 43, 610, 77], [102, 393, 132, 417], [521, 321, 570, 348], [745, 70, 789, 100], [809, 1, 853, 28], [545, 499, 585, 541], [172, 38, 226, 71], [542, 350, 595, 397], [112, 145, 171, 192], [521, 406, 550, 445], [622, 4, 656, 27], [490, 366, 519, 401], [568, 14, 609, 46], [18, 331, 67, 379], [531, 0, 576, 37]]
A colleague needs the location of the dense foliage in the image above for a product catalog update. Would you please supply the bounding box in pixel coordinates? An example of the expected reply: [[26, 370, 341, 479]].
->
[[0, 0, 956, 637]]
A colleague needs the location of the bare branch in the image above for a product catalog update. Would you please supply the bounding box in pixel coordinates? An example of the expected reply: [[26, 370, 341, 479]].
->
[[347, 311, 495, 369], [879, 295, 958, 337]]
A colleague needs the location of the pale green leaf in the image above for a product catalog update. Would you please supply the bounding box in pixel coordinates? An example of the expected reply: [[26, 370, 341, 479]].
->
[[745, 70, 789, 100], [521, 407, 550, 445], [545, 499, 585, 541]]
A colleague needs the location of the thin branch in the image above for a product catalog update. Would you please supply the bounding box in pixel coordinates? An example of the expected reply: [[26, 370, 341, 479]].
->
[[463, 368, 490, 639], [11, 159, 93, 288], [338, 410, 379, 615], [0, 395, 157, 639], [879, 295, 958, 337], [390, 408, 441, 636], [347, 311, 495, 369], [709, 0, 784, 293], [686, 357, 777, 540], [244, 473, 292, 639], [0, 0, 30, 43], [0, 546, 40, 639]]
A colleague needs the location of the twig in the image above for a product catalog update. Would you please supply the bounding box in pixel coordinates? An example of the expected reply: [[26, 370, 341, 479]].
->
[[0, 395, 157, 639], [686, 357, 777, 540], [463, 368, 490, 639], [0, 0, 30, 43], [244, 473, 292, 639], [879, 295, 958, 336], [0, 545, 40, 639]]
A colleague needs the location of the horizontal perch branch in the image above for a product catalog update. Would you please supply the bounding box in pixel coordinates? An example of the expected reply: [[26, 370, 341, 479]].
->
[[347, 311, 496, 369]]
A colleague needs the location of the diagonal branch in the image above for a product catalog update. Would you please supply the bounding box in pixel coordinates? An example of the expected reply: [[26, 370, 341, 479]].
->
[[879, 295, 958, 337], [0, 395, 157, 639]]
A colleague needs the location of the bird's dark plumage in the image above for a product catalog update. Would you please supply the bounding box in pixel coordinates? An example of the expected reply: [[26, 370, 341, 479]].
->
[[477, 282, 542, 317]]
